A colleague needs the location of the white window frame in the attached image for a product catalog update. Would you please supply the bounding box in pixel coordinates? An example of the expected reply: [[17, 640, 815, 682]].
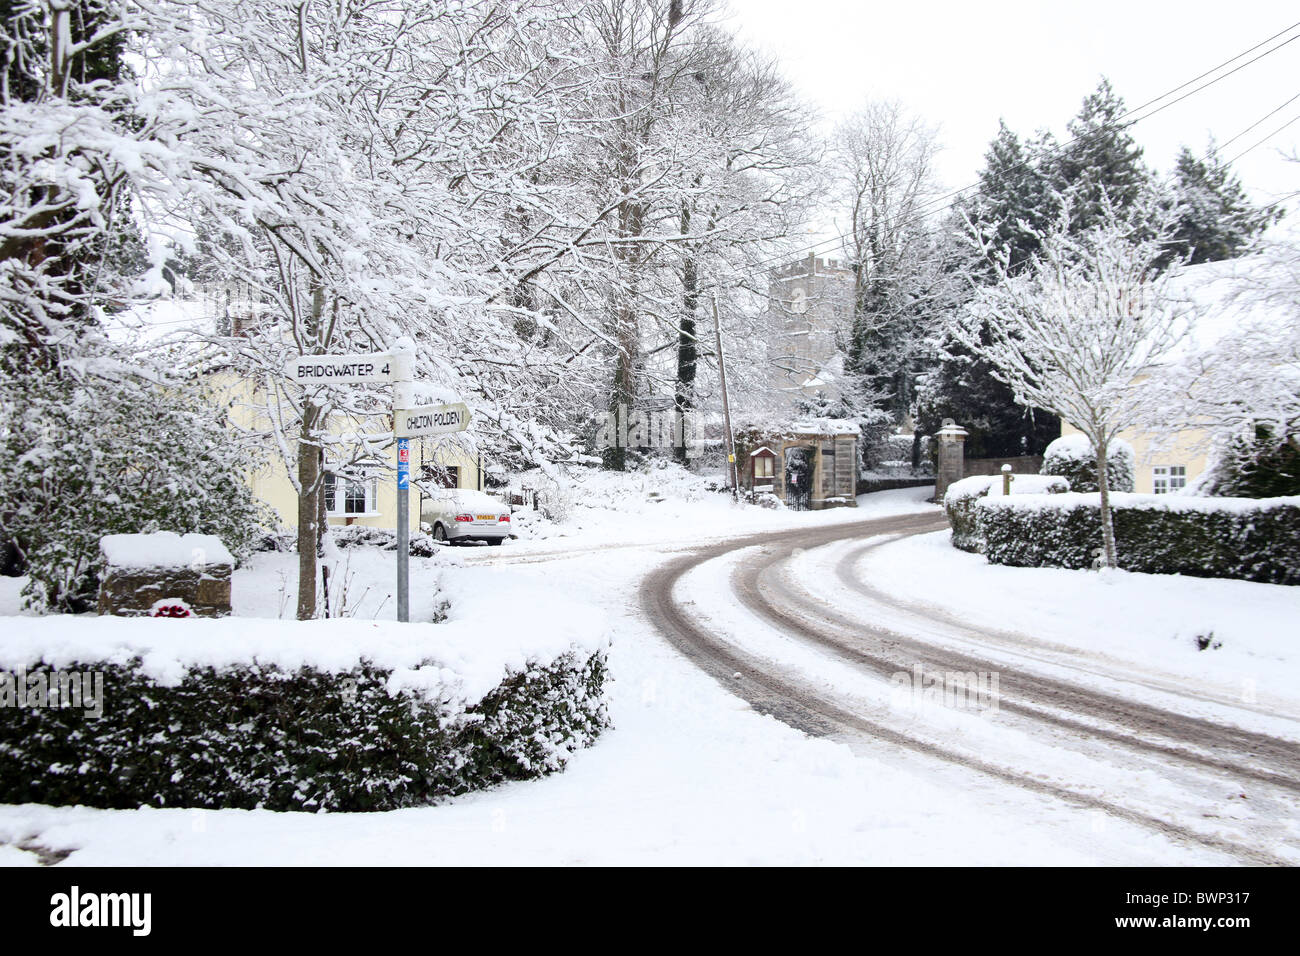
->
[[323, 471, 378, 516], [1152, 465, 1186, 495]]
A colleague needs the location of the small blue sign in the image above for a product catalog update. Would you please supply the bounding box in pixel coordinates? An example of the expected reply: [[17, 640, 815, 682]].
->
[[397, 438, 410, 489]]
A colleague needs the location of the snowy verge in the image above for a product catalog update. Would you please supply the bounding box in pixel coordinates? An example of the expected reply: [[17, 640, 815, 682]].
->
[[500, 462, 940, 553], [857, 530, 1300, 715]]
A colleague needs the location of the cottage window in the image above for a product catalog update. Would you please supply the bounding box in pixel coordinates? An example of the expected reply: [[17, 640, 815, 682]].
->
[[1152, 465, 1186, 495], [323, 472, 377, 515]]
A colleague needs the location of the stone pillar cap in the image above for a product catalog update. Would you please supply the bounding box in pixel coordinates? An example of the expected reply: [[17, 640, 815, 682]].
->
[[936, 420, 968, 438]]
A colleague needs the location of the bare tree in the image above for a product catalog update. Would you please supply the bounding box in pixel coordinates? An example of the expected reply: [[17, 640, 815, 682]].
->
[[1159, 242, 1300, 455], [832, 100, 947, 448], [954, 201, 1189, 568]]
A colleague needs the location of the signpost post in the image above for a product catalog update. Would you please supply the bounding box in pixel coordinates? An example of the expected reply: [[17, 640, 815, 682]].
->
[[287, 343, 470, 624], [396, 437, 410, 621], [391, 346, 415, 624]]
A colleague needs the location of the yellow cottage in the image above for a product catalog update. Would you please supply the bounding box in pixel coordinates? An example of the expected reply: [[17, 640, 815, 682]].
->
[[201, 368, 487, 532]]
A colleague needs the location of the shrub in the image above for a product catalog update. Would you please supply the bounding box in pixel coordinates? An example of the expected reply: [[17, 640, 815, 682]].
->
[[1, 372, 269, 612], [943, 473, 1069, 552], [1041, 434, 1135, 492], [330, 524, 444, 557], [976, 493, 1300, 584], [0, 649, 608, 812], [1197, 427, 1300, 498]]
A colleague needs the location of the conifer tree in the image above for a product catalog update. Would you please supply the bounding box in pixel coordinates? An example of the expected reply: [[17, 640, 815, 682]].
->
[[1050, 78, 1157, 234], [1167, 143, 1282, 264]]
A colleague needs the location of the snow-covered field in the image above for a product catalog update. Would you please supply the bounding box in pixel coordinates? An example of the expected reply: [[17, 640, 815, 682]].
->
[[1, 472, 1295, 865]]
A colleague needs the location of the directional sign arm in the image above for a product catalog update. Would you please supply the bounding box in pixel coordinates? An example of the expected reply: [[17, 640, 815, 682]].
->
[[394, 402, 472, 438]]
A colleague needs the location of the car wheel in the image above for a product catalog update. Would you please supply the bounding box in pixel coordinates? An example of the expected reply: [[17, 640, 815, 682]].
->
[[433, 524, 447, 543], [488, 538, 503, 546]]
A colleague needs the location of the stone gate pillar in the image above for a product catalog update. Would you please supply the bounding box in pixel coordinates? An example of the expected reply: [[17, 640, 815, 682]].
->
[[935, 419, 968, 500]]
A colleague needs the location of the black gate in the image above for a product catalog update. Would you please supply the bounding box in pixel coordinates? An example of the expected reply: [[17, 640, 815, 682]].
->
[[784, 446, 813, 511], [785, 488, 811, 511]]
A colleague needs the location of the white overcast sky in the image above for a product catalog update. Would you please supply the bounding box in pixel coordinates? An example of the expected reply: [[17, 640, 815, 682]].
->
[[725, 1, 1299, 234]]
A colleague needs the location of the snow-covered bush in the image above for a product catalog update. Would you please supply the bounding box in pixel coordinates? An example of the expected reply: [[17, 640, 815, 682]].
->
[[330, 525, 445, 558], [0, 610, 610, 811], [535, 477, 576, 523], [976, 493, 1300, 584], [1040, 434, 1135, 493], [0, 371, 270, 613], [1194, 427, 1300, 499], [943, 473, 1069, 552]]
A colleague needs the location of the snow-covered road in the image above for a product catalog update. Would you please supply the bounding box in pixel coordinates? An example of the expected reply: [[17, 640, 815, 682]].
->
[[654, 513, 1300, 865]]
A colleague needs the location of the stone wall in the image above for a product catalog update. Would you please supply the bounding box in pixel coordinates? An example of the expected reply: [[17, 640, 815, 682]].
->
[[97, 534, 233, 619]]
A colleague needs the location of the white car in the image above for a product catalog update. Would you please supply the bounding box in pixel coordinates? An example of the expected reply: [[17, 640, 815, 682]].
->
[[423, 490, 512, 546]]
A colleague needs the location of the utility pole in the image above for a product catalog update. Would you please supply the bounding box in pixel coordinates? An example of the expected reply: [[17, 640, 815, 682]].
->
[[713, 292, 738, 499]]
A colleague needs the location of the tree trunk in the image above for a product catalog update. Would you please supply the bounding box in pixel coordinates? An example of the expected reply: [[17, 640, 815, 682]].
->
[[296, 276, 328, 619], [296, 401, 322, 619], [675, 203, 698, 464], [1094, 440, 1118, 569]]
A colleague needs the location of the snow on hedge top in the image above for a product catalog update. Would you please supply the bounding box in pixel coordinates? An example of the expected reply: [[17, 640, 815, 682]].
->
[[0, 568, 608, 709], [943, 473, 1068, 505], [978, 491, 1300, 515], [100, 532, 233, 569], [1043, 434, 1134, 463]]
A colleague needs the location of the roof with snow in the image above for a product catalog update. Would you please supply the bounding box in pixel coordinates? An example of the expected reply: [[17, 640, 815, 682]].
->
[[1160, 256, 1295, 361], [787, 417, 859, 436]]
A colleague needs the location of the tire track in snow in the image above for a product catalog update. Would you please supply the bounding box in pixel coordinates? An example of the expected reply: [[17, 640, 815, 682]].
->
[[640, 512, 1296, 866]]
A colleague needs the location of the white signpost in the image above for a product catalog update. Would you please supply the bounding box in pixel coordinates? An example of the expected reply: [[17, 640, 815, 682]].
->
[[394, 403, 472, 438], [283, 354, 394, 385], [287, 345, 469, 624]]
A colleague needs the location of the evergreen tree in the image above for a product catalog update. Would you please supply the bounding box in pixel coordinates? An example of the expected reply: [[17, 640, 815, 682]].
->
[[959, 121, 1057, 277], [1050, 78, 1157, 234], [1199, 426, 1300, 498], [1167, 143, 1282, 264]]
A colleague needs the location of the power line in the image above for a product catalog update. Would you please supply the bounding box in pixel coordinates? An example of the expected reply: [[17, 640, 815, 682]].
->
[[1227, 112, 1300, 165], [1215, 90, 1300, 153]]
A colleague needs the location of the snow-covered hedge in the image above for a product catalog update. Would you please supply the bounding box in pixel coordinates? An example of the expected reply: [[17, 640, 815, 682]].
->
[[1040, 434, 1135, 493], [943, 473, 1070, 552], [976, 493, 1300, 584], [0, 584, 610, 811]]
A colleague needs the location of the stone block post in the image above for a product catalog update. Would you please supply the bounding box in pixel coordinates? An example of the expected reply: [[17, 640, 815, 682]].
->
[[98, 532, 234, 618], [935, 419, 968, 500]]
